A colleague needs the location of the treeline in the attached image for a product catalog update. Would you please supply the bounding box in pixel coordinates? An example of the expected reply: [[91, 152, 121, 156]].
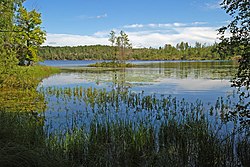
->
[[39, 42, 227, 60]]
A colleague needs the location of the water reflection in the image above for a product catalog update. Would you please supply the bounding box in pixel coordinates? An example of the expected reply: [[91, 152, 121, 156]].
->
[[40, 61, 237, 103], [40, 60, 239, 134]]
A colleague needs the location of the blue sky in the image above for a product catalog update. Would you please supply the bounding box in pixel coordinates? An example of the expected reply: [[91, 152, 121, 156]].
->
[[24, 0, 230, 48]]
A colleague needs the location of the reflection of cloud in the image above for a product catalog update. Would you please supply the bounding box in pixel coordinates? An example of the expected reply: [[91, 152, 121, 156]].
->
[[41, 71, 231, 92], [41, 73, 88, 86], [157, 78, 230, 91]]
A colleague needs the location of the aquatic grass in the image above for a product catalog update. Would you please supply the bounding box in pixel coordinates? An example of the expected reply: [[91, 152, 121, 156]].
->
[[39, 86, 249, 166], [43, 115, 248, 166], [1, 83, 249, 166], [45, 121, 156, 166], [237, 136, 250, 166]]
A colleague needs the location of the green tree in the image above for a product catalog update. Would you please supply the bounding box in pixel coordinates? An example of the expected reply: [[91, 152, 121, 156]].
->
[[116, 31, 131, 63], [108, 30, 131, 63], [109, 30, 116, 47], [218, 0, 250, 125], [0, 0, 22, 78], [108, 30, 117, 61], [15, 6, 46, 66]]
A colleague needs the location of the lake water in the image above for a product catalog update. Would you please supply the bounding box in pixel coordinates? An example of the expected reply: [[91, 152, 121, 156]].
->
[[40, 60, 239, 131], [41, 60, 238, 103]]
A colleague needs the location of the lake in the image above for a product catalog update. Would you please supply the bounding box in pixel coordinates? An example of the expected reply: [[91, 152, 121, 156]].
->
[[40, 60, 239, 132], [41, 60, 238, 102]]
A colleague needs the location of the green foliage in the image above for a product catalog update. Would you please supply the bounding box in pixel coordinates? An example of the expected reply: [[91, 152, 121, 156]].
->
[[15, 6, 46, 66], [108, 30, 132, 62], [116, 31, 132, 62], [0, 0, 20, 75], [0, 0, 46, 67], [39, 42, 223, 61], [108, 30, 116, 47], [218, 0, 250, 125], [0, 65, 67, 166]]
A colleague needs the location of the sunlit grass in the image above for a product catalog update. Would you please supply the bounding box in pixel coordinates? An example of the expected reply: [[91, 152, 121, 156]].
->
[[0, 66, 59, 112]]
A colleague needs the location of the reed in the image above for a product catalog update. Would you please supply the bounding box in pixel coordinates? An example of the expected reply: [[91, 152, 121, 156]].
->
[[40, 86, 249, 166]]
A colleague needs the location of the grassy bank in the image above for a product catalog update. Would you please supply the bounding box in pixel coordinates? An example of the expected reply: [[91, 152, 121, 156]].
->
[[0, 66, 59, 112], [0, 65, 60, 89], [0, 65, 69, 167]]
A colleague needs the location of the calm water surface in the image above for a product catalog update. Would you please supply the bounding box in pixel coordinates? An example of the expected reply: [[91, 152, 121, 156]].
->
[[41, 60, 238, 102], [40, 60, 239, 131]]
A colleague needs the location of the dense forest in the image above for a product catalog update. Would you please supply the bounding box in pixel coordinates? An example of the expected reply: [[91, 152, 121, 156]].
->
[[39, 42, 227, 60]]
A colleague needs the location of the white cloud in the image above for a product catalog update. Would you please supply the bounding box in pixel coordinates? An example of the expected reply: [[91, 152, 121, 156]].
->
[[78, 13, 107, 20], [44, 22, 220, 48], [126, 27, 218, 48], [124, 24, 144, 28], [192, 22, 208, 25], [96, 13, 107, 19], [124, 22, 186, 29], [205, 0, 222, 9], [44, 33, 108, 46], [173, 23, 186, 27]]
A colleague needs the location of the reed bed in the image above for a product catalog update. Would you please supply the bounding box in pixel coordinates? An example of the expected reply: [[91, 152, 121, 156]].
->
[[38, 86, 249, 166]]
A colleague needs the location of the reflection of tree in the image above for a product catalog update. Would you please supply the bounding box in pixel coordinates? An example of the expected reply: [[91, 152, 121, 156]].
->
[[134, 61, 237, 80], [112, 68, 130, 93], [72, 61, 237, 87]]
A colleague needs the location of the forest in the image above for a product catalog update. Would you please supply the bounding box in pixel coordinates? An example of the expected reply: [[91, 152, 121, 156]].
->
[[39, 42, 226, 60]]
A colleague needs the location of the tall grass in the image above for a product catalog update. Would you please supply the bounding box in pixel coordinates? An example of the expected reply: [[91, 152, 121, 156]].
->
[[0, 65, 68, 167], [40, 87, 249, 166], [0, 111, 73, 167]]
